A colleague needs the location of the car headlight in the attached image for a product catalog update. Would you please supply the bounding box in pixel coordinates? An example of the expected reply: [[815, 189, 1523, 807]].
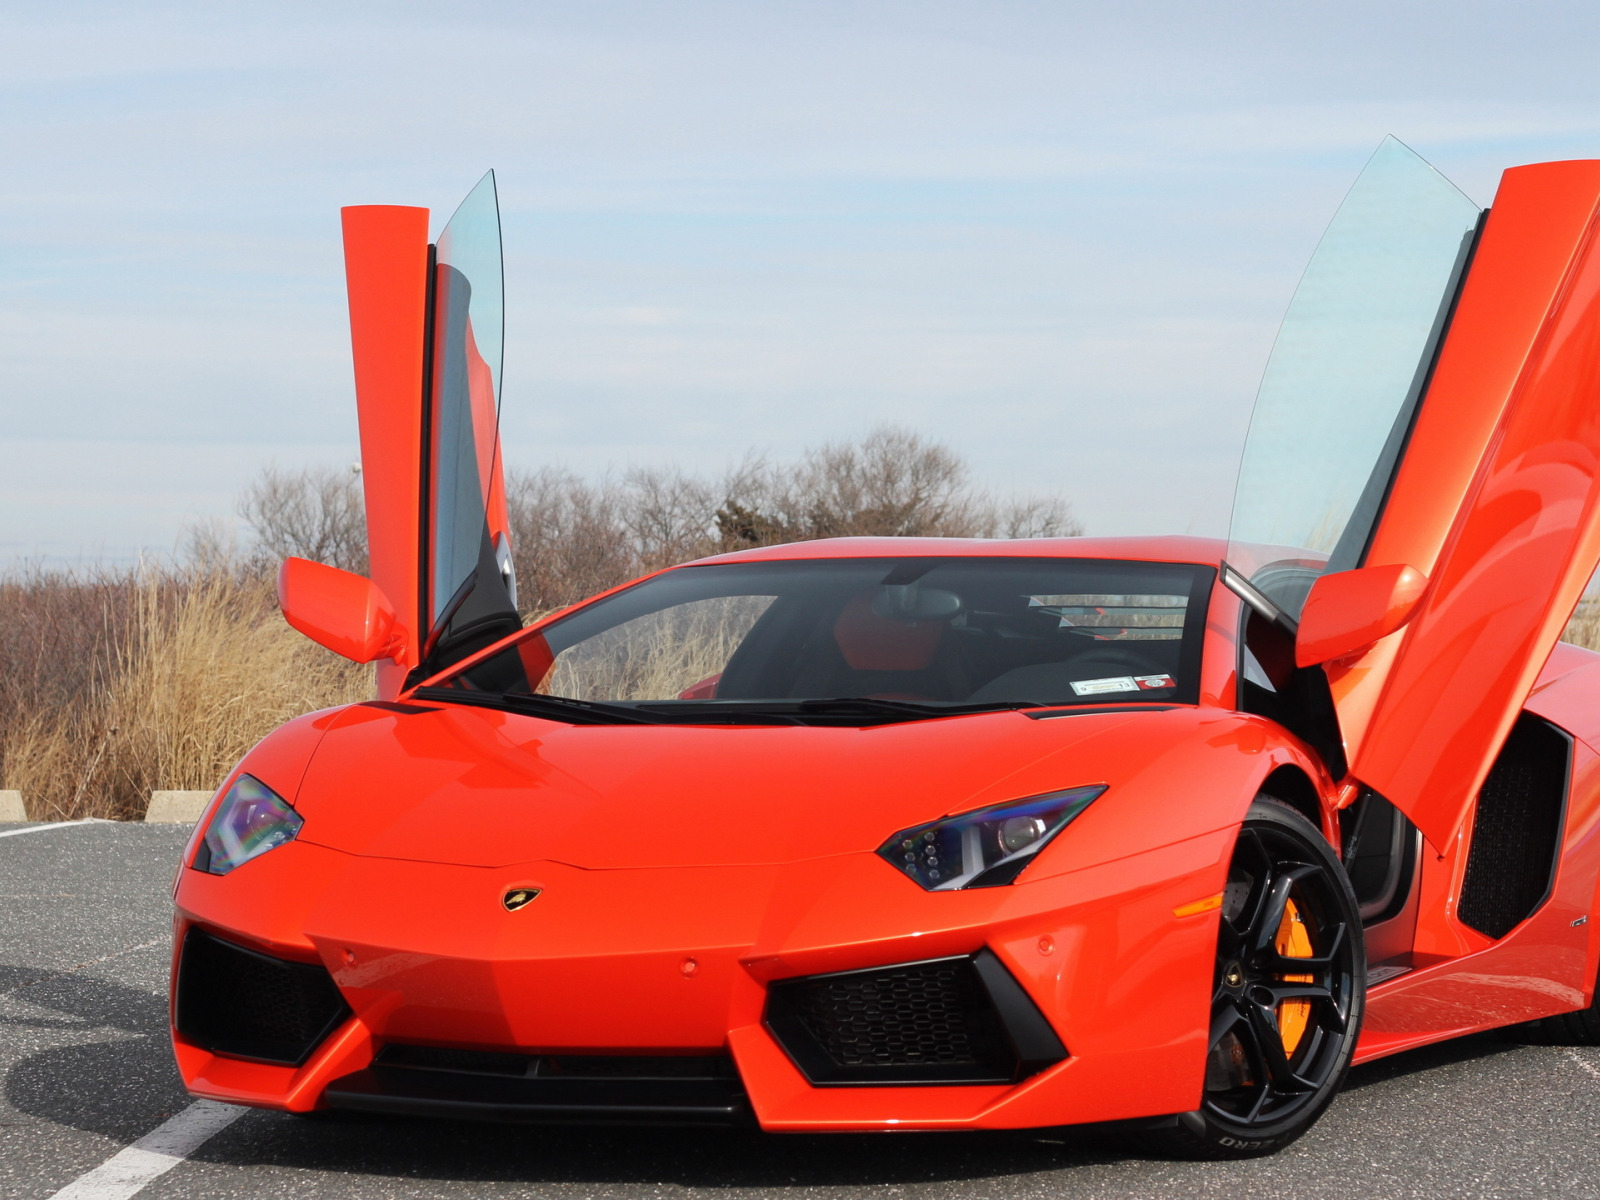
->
[[878, 785, 1105, 890], [192, 775, 303, 876]]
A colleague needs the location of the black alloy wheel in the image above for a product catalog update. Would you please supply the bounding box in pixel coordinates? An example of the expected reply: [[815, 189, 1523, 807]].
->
[[1145, 796, 1365, 1158]]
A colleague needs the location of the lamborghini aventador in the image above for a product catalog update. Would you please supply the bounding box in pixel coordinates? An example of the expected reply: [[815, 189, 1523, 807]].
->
[[170, 140, 1600, 1157]]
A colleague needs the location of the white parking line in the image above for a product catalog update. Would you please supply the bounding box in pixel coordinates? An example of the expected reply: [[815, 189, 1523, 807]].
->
[[47, 1100, 244, 1199], [0, 819, 115, 840]]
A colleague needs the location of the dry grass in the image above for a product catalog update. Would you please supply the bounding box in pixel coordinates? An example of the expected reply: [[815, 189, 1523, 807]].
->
[[1, 570, 368, 820], [545, 595, 774, 701], [1563, 597, 1600, 654], [1, 426, 1083, 821], [4, 563, 1597, 823]]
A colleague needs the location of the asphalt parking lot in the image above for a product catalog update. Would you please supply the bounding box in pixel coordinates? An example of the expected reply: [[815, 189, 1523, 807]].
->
[[5, 821, 1600, 1200]]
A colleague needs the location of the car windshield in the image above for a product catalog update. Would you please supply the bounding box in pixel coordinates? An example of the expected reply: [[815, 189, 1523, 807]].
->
[[426, 557, 1214, 723]]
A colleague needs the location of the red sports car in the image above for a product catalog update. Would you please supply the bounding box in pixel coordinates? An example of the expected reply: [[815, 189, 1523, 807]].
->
[[170, 141, 1600, 1157]]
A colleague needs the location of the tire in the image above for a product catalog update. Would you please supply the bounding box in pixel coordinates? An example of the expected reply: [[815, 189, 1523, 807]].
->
[[1140, 795, 1366, 1159]]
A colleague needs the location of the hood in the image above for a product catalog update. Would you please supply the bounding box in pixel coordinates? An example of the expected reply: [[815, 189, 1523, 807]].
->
[[288, 700, 1195, 869]]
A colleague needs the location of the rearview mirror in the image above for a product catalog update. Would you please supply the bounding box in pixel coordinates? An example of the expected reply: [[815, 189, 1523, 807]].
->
[[1295, 563, 1429, 667], [277, 557, 407, 664]]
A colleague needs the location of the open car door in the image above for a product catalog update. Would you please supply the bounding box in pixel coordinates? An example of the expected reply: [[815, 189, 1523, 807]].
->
[[341, 172, 521, 699], [1228, 137, 1600, 852]]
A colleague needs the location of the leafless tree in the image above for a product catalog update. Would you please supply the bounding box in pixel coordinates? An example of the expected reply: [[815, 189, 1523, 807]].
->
[[229, 430, 1080, 618], [503, 427, 1082, 615], [974, 493, 1083, 540], [714, 426, 1084, 547], [504, 468, 637, 616], [239, 465, 368, 575]]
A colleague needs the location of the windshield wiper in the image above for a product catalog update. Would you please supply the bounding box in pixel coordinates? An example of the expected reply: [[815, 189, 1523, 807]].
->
[[793, 697, 1045, 718], [411, 687, 666, 726], [414, 689, 1045, 728], [624, 696, 1044, 725]]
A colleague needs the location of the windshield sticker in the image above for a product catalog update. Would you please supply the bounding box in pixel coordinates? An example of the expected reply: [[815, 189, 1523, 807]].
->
[[1071, 676, 1139, 696], [1134, 674, 1175, 690]]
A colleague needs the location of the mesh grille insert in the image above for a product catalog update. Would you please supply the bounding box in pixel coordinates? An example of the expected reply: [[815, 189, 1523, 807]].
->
[[1458, 713, 1571, 940], [175, 927, 349, 1065], [765, 951, 1063, 1085]]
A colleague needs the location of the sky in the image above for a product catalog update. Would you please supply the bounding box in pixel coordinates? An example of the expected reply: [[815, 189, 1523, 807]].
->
[[6, 1, 1600, 562]]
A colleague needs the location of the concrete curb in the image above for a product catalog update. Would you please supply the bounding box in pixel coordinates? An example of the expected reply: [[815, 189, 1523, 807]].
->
[[0, 789, 217, 825], [144, 791, 214, 824]]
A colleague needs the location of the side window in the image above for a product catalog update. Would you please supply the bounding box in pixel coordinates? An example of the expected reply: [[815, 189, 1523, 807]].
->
[[545, 596, 776, 702], [421, 170, 519, 671], [1227, 137, 1480, 619]]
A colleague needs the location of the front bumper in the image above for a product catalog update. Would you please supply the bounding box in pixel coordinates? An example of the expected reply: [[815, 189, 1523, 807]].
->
[[171, 833, 1230, 1131]]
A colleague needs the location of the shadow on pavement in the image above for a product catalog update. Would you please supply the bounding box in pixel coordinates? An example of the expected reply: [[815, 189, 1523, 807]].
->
[[2, 965, 191, 1144], [190, 1114, 1129, 1190], [1341, 1029, 1522, 1091], [0, 964, 166, 1036]]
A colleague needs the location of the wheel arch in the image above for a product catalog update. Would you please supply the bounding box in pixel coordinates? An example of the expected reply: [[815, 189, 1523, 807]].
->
[[1257, 763, 1338, 847]]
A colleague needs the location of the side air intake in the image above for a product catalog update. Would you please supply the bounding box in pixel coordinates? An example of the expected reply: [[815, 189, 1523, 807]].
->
[[1458, 712, 1571, 940], [764, 948, 1066, 1085], [174, 927, 349, 1065]]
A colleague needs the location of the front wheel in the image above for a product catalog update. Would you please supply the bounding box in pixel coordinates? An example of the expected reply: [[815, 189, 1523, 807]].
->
[[1145, 796, 1365, 1158]]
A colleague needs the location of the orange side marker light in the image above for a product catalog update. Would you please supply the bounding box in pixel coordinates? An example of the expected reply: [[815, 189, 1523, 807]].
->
[[1173, 893, 1223, 919]]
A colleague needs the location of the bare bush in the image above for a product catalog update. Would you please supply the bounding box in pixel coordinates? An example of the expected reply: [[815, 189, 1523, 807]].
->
[[976, 494, 1082, 540], [0, 428, 1083, 816], [229, 430, 1079, 618], [504, 468, 639, 616], [0, 564, 141, 818], [240, 465, 367, 575], [506, 426, 1083, 615], [1, 566, 369, 820], [710, 428, 1082, 548], [0, 564, 137, 726]]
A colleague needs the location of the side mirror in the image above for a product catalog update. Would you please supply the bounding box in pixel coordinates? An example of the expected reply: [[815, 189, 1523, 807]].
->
[[1295, 563, 1429, 667], [277, 557, 407, 664]]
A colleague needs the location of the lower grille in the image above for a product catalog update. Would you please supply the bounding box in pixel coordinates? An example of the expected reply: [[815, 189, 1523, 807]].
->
[[1459, 713, 1571, 940], [324, 1046, 749, 1125], [764, 949, 1066, 1085], [174, 927, 349, 1065]]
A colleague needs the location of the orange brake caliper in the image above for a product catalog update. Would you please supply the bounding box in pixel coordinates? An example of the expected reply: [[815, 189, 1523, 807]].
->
[[1274, 897, 1315, 1057]]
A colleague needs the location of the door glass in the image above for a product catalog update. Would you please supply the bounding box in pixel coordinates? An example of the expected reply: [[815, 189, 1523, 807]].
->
[[427, 170, 511, 643], [1227, 137, 1481, 618]]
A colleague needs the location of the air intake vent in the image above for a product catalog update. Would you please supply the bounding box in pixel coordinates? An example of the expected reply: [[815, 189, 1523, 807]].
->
[[764, 949, 1065, 1085], [325, 1047, 749, 1125], [1458, 713, 1571, 940], [175, 927, 349, 1065]]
